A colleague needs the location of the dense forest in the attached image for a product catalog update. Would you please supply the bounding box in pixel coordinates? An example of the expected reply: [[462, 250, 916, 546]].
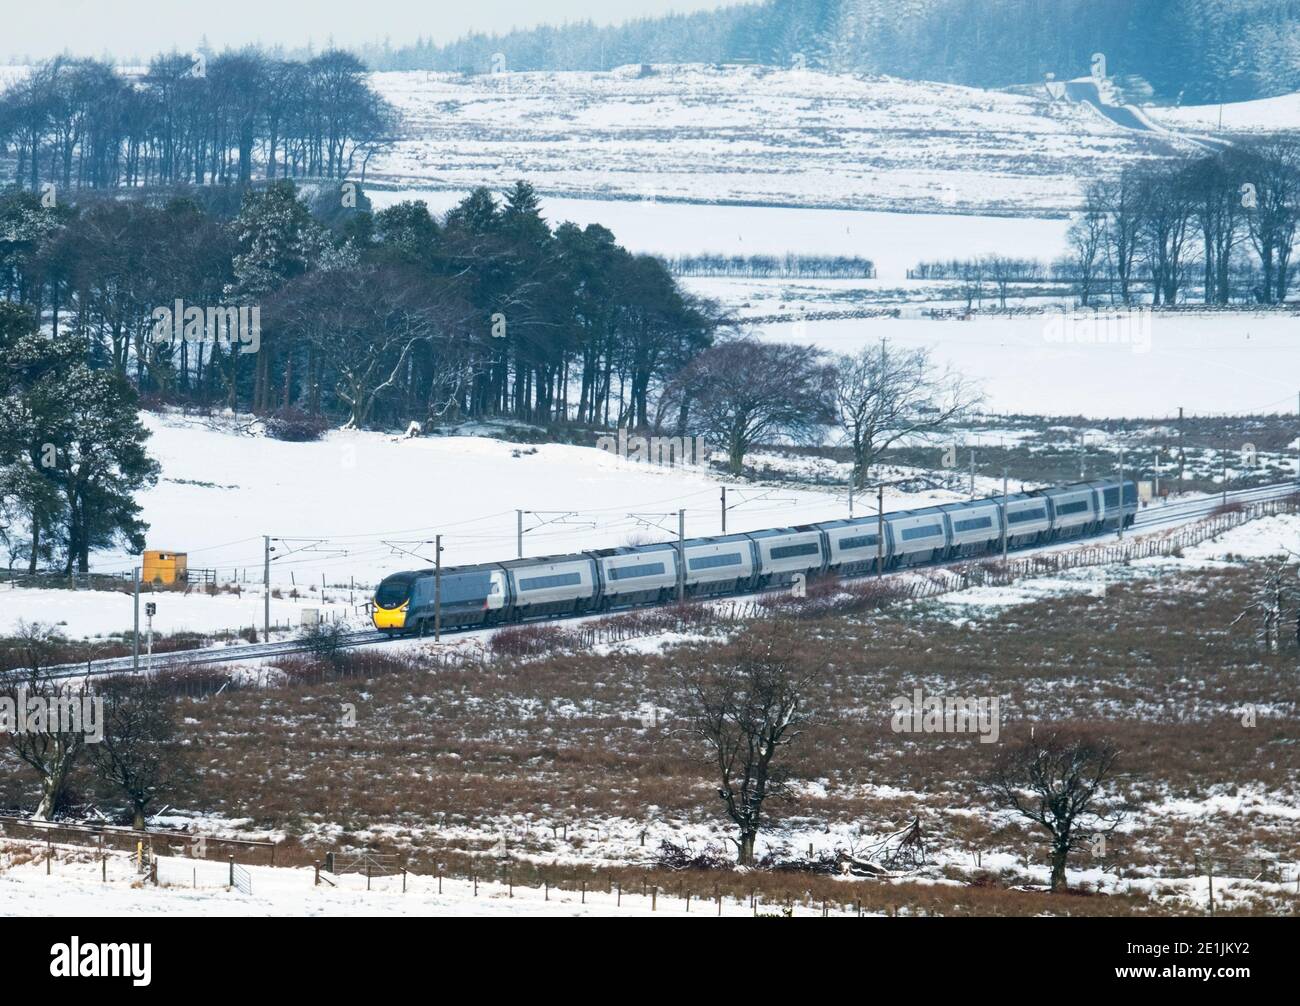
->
[[363, 0, 1300, 103], [0, 179, 721, 429]]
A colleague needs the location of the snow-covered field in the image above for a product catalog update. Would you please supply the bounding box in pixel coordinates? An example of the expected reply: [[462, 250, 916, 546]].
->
[[0, 844, 763, 917], [1146, 91, 1300, 133], [755, 311, 1300, 416], [368, 188, 1072, 281], [369, 65, 1173, 215]]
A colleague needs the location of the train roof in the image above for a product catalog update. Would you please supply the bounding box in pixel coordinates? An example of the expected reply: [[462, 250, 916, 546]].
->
[[745, 525, 822, 539], [588, 543, 677, 557], [497, 554, 592, 569], [814, 515, 882, 532], [682, 533, 755, 548]]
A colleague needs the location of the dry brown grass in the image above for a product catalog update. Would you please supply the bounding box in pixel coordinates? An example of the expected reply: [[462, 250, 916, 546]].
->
[[2, 560, 1296, 915]]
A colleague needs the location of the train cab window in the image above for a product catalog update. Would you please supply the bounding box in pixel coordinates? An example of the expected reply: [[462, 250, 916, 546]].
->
[[375, 574, 415, 607]]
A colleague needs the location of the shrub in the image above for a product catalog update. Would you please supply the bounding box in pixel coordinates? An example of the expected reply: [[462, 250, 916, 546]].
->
[[264, 409, 330, 442], [487, 623, 581, 658]]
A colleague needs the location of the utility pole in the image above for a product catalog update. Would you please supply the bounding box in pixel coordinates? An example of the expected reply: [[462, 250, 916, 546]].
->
[[1153, 447, 1160, 500], [434, 534, 443, 641], [676, 510, 686, 603], [876, 485, 884, 578], [1001, 469, 1009, 565], [1079, 432, 1086, 480], [720, 487, 726, 534], [516, 510, 523, 559], [969, 449, 975, 499], [145, 602, 154, 672], [132, 566, 141, 673], [1177, 406, 1185, 487], [1117, 447, 1125, 540], [848, 483, 854, 518], [1222, 441, 1228, 508], [263, 535, 271, 641]]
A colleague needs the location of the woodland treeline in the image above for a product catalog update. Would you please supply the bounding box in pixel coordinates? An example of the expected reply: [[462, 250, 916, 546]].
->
[[0, 49, 395, 189], [372, 0, 1300, 104]]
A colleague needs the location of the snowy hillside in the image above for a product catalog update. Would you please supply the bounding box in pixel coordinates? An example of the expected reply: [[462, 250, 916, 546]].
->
[[1146, 91, 1300, 133], [369, 64, 1181, 216]]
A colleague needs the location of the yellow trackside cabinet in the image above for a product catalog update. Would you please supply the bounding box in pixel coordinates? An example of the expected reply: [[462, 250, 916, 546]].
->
[[142, 550, 188, 585]]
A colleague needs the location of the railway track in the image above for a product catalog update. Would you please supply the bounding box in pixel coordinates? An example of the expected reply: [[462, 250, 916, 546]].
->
[[30, 480, 1298, 681]]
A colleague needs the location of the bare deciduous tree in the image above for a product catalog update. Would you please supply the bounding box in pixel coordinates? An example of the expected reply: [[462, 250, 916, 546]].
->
[[832, 341, 983, 488], [986, 729, 1124, 892], [1231, 551, 1300, 653], [0, 621, 90, 820], [1067, 184, 1108, 307], [687, 338, 834, 475], [86, 674, 189, 830], [674, 627, 822, 865]]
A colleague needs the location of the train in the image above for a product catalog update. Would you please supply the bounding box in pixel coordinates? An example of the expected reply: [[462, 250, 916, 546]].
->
[[372, 479, 1138, 634]]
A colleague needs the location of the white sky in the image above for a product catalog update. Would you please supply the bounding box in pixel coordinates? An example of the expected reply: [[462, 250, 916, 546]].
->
[[3, 0, 749, 62]]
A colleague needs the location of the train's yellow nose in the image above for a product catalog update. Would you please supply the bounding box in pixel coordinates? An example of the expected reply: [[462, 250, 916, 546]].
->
[[372, 603, 408, 630]]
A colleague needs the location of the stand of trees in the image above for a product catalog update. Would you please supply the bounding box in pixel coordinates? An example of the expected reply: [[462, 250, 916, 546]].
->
[[1072, 142, 1300, 306], [0, 49, 395, 191], [912, 142, 1300, 308], [0, 179, 723, 434]]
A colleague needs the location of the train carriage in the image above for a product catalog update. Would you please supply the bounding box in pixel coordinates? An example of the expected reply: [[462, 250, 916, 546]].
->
[[1084, 479, 1138, 531], [885, 506, 949, 567], [746, 526, 827, 588], [816, 516, 889, 576], [680, 533, 758, 596], [374, 563, 509, 634], [590, 543, 679, 609], [1001, 491, 1052, 547], [500, 554, 598, 619], [1041, 484, 1098, 538], [938, 499, 1002, 558]]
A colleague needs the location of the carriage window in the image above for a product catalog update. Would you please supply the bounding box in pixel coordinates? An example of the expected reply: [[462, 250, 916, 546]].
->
[[900, 523, 943, 541], [1055, 500, 1090, 515], [689, 553, 742, 571], [770, 542, 819, 560], [518, 571, 582, 591], [952, 516, 993, 532], [609, 562, 666, 580], [1007, 508, 1047, 524], [839, 534, 878, 550]]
